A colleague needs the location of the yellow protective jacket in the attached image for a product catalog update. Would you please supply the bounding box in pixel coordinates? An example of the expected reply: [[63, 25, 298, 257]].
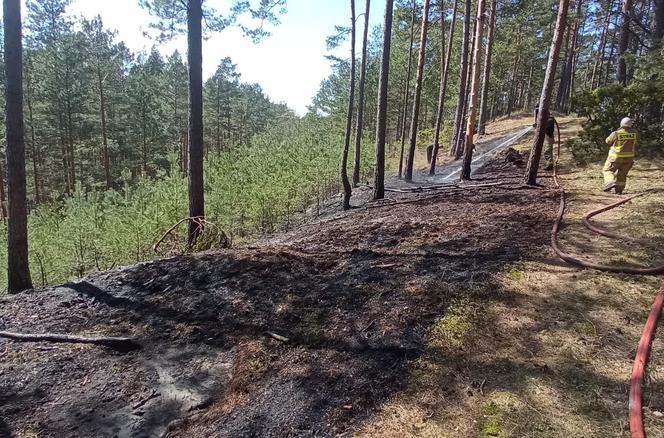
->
[[605, 128, 637, 160]]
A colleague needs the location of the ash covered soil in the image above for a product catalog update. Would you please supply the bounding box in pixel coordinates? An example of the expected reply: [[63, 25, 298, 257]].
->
[[0, 146, 559, 438]]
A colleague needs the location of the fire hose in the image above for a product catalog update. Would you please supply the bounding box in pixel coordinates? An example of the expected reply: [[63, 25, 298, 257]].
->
[[549, 121, 664, 438]]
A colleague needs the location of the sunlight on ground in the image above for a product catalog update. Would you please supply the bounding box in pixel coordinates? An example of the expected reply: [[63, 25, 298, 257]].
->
[[355, 116, 664, 437]]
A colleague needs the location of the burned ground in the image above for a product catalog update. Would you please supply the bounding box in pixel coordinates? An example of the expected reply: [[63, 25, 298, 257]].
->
[[0, 134, 560, 437], [2, 119, 663, 438]]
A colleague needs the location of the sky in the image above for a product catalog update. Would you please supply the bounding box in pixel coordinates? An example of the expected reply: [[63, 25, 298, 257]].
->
[[8, 0, 385, 115]]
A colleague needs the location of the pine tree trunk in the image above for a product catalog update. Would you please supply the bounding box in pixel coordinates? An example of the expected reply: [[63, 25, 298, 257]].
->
[[460, 0, 487, 180], [655, 0, 664, 47], [398, 0, 417, 179], [618, 0, 634, 85], [478, 0, 497, 136], [506, 35, 521, 116], [525, 0, 571, 186], [555, 24, 572, 111], [341, 0, 357, 210], [591, 1, 614, 89], [405, 0, 432, 182], [374, 0, 394, 200], [187, 0, 205, 245], [66, 98, 76, 191], [97, 69, 112, 190], [24, 52, 40, 203], [523, 63, 534, 112], [449, 0, 472, 157], [568, 0, 585, 105], [429, 0, 459, 175], [0, 159, 6, 220], [4, 0, 33, 293], [454, 15, 477, 158], [603, 27, 618, 85], [352, 0, 371, 187]]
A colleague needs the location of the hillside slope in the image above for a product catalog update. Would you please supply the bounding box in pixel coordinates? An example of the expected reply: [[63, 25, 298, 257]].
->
[[1, 116, 663, 438]]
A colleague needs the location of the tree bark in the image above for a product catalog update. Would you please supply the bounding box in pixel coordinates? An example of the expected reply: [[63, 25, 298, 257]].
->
[[187, 0, 205, 245], [556, 24, 572, 111], [404, 0, 432, 182], [373, 0, 394, 200], [506, 33, 521, 116], [654, 0, 664, 47], [449, 0, 472, 157], [0, 159, 6, 220], [478, 0, 497, 136], [569, 0, 586, 104], [460, 0, 487, 180], [352, 0, 371, 187], [25, 54, 40, 203], [341, 0, 356, 210], [4, 0, 33, 293], [398, 0, 417, 178], [98, 69, 112, 190], [591, 0, 614, 89], [429, 0, 459, 175], [525, 0, 571, 186], [523, 63, 534, 112], [618, 0, 634, 85]]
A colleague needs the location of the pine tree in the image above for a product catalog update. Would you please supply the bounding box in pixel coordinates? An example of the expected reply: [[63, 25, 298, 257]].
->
[[5, 0, 34, 292], [374, 0, 395, 200]]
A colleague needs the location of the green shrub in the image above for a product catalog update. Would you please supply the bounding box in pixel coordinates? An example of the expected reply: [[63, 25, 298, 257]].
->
[[569, 81, 664, 165], [0, 116, 375, 292]]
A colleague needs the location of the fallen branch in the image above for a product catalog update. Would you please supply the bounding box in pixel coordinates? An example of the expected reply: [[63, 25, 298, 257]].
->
[[153, 217, 230, 254], [265, 331, 289, 343], [0, 331, 141, 351]]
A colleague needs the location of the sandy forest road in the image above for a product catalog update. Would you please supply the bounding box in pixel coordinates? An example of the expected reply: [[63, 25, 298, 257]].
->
[[1, 117, 663, 437]]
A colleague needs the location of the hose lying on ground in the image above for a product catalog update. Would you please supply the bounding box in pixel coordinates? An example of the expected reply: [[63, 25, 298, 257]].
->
[[548, 121, 664, 438], [550, 123, 664, 275], [630, 281, 664, 438]]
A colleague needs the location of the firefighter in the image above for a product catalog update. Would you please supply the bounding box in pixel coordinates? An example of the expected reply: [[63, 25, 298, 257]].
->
[[603, 117, 636, 194], [543, 116, 557, 171]]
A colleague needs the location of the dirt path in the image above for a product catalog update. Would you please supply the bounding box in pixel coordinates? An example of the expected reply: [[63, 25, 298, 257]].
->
[[0, 116, 662, 437]]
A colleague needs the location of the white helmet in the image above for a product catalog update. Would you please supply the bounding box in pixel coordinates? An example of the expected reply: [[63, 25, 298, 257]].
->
[[620, 117, 634, 128]]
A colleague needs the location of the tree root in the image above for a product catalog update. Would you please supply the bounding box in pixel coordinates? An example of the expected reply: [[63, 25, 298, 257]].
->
[[0, 331, 141, 351]]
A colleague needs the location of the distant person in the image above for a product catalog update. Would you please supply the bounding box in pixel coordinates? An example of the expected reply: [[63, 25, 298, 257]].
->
[[533, 103, 539, 127], [543, 115, 557, 171], [603, 117, 637, 195]]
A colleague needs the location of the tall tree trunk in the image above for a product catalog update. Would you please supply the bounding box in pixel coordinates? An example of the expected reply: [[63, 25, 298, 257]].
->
[[455, 15, 478, 158], [398, 0, 417, 178], [429, 0, 459, 174], [523, 62, 534, 111], [506, 34, 521, 116], [460, 0, 487, 180], [618, 0, 634, 84], [569, 0, 585, 104], [353, 0, 371, 187], [525, 0, 571, 186], [374, 0, 394, 200], [654, 0, 664, 47], [341, 0, 357, 210], [591, 1, 614, 89], [449, 0, 472, 157], [478, 0, 497, 135], [556, 24, 572, 111], [25, 57, 40, 204], [4, 0, 33, 293], [66, 98, 76, 191], [187, 0, 205, 245], [0, 159, 6, 220], [404, 0, 432, 182], [97, 69, 112, 190], [603, 26, 618, 85]]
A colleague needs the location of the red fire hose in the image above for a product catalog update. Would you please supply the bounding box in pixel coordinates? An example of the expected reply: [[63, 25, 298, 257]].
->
[[548, 123, 664, 437], [630, 281, 664, 438]]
